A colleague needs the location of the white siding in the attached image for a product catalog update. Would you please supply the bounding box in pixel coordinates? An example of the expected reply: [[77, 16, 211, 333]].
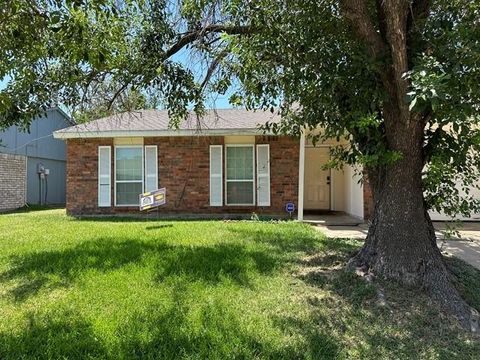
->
[[345, 165, 364, 219]]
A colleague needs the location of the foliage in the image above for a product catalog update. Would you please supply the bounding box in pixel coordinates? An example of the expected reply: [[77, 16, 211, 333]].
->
[[1, 0, 480, 216], [0, 209, 479, 358], [71, 81, 160, 123]]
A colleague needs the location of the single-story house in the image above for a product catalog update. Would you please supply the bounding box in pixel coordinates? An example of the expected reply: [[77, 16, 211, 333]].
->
[[53, 109, 367, 220], [53, 109, 480, 221]]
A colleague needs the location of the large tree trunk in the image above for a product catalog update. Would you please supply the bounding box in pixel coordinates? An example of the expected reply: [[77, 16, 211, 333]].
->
[[348, 113, 479, 332], [338, 0, 478, 331]]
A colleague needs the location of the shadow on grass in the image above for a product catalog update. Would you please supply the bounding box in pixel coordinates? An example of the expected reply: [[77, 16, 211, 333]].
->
[[0, 311, 107, 359], [145, 224, 174, 230], [1, 238, 281, 301], [294, 237, 480, 358], [0, 287, 340, 359], [115, 282, 340, 359]]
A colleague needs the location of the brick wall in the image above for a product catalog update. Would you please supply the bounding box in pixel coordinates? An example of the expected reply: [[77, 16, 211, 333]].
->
[[0, 153, 27, 211], [66, 135, 299, 216]]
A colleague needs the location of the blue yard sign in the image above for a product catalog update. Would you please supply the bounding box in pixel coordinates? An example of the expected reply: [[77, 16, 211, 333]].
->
[[285, 202, 295, 216], [140, 188, 166, 211]]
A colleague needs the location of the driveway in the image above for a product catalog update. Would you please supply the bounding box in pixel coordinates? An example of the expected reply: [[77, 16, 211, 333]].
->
[[312, 222, 480, 270]]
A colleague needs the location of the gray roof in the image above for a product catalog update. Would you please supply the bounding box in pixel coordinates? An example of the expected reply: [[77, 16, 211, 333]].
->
[[54, 109, 281, 139]]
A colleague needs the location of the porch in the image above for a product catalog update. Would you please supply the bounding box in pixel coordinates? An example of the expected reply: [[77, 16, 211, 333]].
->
[[297, 130, 366, 222]]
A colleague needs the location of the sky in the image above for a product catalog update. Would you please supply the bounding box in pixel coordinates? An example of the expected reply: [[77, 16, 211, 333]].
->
[[0, 77, 8, 90], [0, 50, 235, 115]]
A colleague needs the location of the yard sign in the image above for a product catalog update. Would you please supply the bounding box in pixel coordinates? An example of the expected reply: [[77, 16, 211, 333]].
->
[[139, 188, 166, 211]]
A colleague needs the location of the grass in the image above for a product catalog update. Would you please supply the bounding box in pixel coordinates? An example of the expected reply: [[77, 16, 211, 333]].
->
[[0, 210, 478, 359]]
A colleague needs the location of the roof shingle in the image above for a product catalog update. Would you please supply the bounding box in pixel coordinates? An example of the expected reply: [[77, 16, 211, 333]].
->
[[58, 109, 281, 134]]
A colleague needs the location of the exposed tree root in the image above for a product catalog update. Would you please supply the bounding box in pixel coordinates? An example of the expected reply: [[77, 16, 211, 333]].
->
[[347, 242, 479, 333]]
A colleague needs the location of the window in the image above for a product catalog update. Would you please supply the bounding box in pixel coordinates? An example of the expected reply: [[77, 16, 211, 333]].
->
[[226, 145, 255, 205], [115, 147, 143, 206]]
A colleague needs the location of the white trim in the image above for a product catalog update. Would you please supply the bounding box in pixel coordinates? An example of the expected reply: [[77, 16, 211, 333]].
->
[[209, 145, 223, 206], [225, 144, 255, 206], [298, 130, 306, 221], [114, 145, 144, 207], [53, 128, 275, 139], [256, 144, 270, 207], [98, 146, 111, 207], [144, 145, 158, 192]]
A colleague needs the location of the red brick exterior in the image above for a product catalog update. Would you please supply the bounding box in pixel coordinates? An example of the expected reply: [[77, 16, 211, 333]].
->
[[66, 135, 299, 217]]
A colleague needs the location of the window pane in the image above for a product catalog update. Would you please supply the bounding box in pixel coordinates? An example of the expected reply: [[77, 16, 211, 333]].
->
[[116, 182, 142, 205], [116, 147, 142, 181], [227, 181, 254, 205], [226, 146, 253, 180]]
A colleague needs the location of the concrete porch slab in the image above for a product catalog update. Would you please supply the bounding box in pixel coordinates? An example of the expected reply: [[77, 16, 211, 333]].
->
[[303, 212, 364, 226]]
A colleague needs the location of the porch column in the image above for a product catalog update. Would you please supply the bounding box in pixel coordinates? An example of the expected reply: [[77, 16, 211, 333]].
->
[[298, 129, 305, 221]]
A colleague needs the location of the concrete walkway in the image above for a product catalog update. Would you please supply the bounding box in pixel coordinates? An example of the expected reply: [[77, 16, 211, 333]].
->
[[312, 222, 480, 270]]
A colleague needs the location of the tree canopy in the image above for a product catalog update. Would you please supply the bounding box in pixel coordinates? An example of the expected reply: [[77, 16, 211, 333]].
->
[[1, 0, 480, 329], [1, 0, 479, 215]]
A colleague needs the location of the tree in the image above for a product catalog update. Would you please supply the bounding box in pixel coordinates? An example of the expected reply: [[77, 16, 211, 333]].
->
[[71, 81, 160, 123], [1, 0, 479, 330]]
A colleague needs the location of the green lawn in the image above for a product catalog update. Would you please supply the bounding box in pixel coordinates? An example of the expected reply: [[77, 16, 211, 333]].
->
[[0, 209, 479, 359]]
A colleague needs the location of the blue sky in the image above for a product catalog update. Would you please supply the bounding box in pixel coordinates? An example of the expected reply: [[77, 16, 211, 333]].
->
[[0, 77, 8, 90], [0, 73, 234, 113]]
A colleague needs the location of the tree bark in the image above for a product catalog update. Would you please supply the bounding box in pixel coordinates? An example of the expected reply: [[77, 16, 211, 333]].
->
[[348, 113, 479, 332]]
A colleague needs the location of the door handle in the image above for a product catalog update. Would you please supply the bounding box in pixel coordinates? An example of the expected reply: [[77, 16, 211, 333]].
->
[[326, 176, 331, 185]]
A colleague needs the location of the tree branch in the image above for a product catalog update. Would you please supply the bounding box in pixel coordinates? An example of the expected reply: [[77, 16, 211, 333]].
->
[[339, 0, 386, 59], [381, 1, 410, 122], [409, 0, 430, 28], [107, 81, 129, 110], [164, 24, 252, 59], [200, 50, 228, 92]]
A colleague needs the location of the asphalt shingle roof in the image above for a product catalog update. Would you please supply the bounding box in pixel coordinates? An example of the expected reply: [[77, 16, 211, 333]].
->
[[58, 109, 281, 135]]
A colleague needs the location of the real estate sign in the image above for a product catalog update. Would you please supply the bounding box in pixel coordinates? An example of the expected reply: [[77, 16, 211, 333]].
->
[[139, 188, 166, 211]]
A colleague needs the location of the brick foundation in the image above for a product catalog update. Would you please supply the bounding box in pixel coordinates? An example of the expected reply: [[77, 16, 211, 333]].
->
[[66, 136, 299, 216]]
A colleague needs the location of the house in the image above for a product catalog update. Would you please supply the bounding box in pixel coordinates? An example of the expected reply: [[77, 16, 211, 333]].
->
[[52, 109, 365, 219], [53, 109, 479, 221], [0, 108, 72, 210]]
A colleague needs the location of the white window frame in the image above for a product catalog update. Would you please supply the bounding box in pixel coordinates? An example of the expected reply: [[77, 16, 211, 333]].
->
[[144, 145, 158, 192], [98, 146, 111, 207], [114, 145, 144, 207], [225, 144, 256, 206]]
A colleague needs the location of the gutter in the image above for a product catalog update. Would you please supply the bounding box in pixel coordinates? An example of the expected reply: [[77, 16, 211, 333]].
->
[[53, 128, 276, 139]]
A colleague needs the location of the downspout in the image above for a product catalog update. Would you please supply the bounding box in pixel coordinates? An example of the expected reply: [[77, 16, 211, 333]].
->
[[298, 129, 305, 221]]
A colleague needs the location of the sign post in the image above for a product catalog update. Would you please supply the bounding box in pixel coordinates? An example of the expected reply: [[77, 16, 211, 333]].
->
[[285, 202, 295, 219], [140, 188, 166, 211]]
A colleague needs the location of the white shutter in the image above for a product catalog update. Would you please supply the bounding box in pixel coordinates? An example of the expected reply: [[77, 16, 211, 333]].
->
[[144, 145, 158, 192], [257, 144, 270, 206], [98, 146, 111, 207], [210, 145, 223, 206]]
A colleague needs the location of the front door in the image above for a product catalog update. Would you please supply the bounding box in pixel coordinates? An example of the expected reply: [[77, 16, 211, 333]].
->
[[304, 147, 331, 210]]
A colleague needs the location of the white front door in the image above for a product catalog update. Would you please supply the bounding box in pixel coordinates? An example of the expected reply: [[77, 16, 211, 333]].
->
[[304, 147, 331, 210]]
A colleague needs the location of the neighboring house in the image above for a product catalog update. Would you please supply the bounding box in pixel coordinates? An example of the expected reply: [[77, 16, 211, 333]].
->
[[53, 109, 479, 221], [0, 108, 72, 208], [53, 109, 365, 219]]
